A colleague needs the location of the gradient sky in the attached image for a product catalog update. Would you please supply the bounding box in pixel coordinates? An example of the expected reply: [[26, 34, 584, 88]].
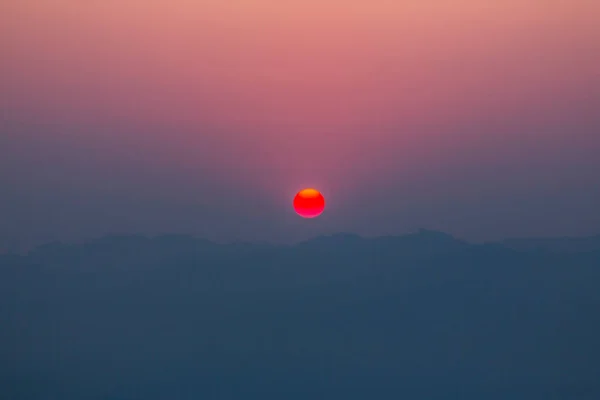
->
[[1, 0, 599, 248]]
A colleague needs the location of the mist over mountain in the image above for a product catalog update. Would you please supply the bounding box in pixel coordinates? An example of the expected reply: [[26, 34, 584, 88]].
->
[[2, 230, 599, 399]]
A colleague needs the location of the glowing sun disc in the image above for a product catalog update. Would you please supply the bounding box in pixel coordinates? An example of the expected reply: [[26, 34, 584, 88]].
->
[[293, 188, 325, 218]]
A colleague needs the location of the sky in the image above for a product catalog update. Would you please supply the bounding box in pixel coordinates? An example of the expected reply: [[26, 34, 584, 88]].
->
[[1, 0, 599, 248]]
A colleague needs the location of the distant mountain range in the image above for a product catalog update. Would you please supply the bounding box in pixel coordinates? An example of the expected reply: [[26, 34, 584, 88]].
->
[[503, 234, 600, 253], [1, 230, 599, 399], [3, 229, 600, 259]]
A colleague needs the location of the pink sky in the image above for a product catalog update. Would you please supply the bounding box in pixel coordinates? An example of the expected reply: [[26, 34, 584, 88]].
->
[[1, 0, 599, 244]]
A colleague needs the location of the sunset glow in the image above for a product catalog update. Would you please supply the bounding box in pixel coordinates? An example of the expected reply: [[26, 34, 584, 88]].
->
[[1, 0, 599, 243]]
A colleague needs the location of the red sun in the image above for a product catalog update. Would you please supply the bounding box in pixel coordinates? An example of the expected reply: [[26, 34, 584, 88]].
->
[[293, 188, 325, 218]]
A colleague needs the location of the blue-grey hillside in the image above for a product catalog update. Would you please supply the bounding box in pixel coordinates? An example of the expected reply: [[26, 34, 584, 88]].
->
[[1, 230, 599, 399]]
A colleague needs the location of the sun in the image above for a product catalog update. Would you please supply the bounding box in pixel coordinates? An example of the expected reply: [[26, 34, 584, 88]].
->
[[293, 188, 325, 218]]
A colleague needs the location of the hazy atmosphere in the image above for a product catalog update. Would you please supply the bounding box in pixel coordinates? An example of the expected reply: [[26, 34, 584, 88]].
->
[[2, 0, 600, 249], [3, 2, 600, 399]]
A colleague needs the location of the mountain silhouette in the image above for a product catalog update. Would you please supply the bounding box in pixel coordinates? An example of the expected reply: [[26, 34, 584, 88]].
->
[[503, 234, 600, 253], [1, 230, 599, 399]]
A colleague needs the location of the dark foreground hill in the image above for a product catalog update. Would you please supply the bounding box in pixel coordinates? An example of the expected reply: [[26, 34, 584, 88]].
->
[[1, 230, 599, 399]]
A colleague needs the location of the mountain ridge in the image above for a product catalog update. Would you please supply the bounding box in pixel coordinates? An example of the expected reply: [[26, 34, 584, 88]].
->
[[4, 229, 600, 259], [1, 229, 599, 398]]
